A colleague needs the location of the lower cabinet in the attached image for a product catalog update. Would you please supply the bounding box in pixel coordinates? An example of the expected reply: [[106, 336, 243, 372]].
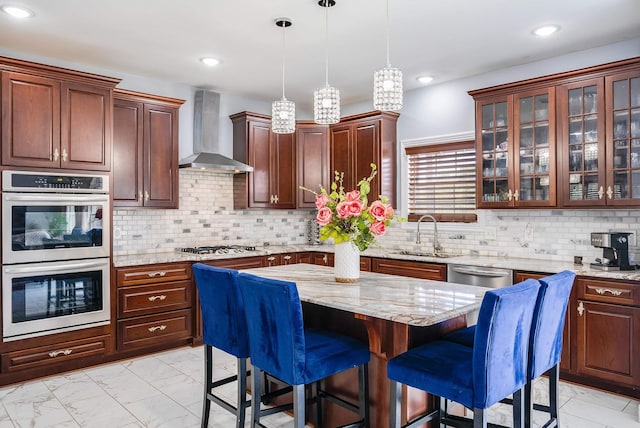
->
[[115, 262, 193, 352], [371, 258, 446, 281]]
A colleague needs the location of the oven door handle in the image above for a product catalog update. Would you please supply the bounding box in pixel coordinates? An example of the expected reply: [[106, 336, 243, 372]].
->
[[4, 260, 109, 274], [3, 194, 109, 203]]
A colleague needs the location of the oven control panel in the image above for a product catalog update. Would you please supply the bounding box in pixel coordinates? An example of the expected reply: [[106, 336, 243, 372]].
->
[[2, 170, 109, 193]]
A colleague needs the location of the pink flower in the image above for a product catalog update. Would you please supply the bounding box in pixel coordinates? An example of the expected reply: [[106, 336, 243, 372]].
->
[[315, 194, 329, 209], [336, 201, 350, 219], [370, 221, 386, 236], [316, 207, 333, 226], [345, 190, 360, 202], [347, 200, 363, 216], [369, 200, 387, 221], [385, 205, 394, 219]]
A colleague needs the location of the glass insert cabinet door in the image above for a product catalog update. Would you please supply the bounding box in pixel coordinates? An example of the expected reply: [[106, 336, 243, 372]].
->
[[514, 89, 556, 206], [557, 78, 606, 206], [606, 70, 640, 205], [477, 96, 514, 206]]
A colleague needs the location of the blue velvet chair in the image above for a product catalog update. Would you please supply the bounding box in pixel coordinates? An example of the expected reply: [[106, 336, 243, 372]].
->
[[444, 270, 576, 427], [387, 278, 541, 428], [237, 271, 371, 428], [193, 263, 250, 428]]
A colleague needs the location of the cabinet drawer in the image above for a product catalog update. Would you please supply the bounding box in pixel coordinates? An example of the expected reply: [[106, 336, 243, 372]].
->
[[372, 258, 446, 281], [577, 278, 640, 306], [1, 335, 110, 373], [118, 280, 192, 318], [117, 309, 192, 351], [117, 263, 191, 286]]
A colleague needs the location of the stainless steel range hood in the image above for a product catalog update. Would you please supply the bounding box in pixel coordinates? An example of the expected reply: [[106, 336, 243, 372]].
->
[[179, 90, 253, 173]]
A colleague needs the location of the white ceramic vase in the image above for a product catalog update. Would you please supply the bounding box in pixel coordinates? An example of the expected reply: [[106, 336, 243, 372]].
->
[[334, 241, 360, 283]]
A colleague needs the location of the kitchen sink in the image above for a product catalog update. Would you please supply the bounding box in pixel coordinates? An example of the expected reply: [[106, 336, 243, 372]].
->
[[392, 250, 453, 258]]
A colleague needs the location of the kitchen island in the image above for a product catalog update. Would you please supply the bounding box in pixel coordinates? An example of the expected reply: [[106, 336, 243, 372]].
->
[[241, 264, 487, 428]]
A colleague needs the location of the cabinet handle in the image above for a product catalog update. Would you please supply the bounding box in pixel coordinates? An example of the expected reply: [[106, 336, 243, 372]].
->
[[507, 189, 513, 201], [61, 149, 68, 162], [606, 186, 613, 199], [274, 194, 279, 204], [148, 295, 167, 302], [147, 271, 167, 278], [577, 301, 584, 316], [144, 191, 150, 201], [594, 287, 623, 296], [139, 191, 143, 202], [148, 325, 167, 332], [283, 255, 291, 260], [269, 195, 274, 204], [53, 148, 60, 161], [598, 186, 604, 199], [513, 190, 519, 201], [49, 349, 73, 358], [323, 254, 328, 264]]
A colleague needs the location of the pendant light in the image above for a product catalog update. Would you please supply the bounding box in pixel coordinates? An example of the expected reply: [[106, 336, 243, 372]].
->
[[373, 0, 403, 111], [314, 0, 340, 125], [272, 18, 296, 134]]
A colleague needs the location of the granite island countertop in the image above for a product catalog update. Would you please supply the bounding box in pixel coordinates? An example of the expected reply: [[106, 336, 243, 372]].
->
[[112, 244, 640, 282], [241, 264, 485, 327]]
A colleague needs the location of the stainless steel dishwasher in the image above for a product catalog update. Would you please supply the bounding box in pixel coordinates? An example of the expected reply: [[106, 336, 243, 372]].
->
[[447, 264, 513, 325]]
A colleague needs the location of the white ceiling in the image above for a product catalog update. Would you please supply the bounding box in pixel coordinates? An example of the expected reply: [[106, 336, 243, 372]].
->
[[1, 0, 639, 110]]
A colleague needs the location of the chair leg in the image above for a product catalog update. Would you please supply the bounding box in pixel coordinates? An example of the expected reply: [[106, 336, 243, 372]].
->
[[359, 363, 370, 427], [250, 364, 262, 428], [549, 363, 560, 426], [524, 380, 533, 428], [293, 384, 306, 428], [439, 396, 446, 428], [202, 345, 213, 428], [513, 388, 525, 428], [312, 380, 322, 428], [389, 380, 401, 428], [473, 407, 487, 428], [236, 357, 248, 428]]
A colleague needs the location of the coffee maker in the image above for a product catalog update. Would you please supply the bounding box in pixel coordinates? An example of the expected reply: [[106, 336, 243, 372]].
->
[[590, 232, 634, 271]]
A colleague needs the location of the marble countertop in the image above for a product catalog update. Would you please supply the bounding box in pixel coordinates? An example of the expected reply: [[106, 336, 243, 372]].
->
[[112, 244, 640, 281], [241, 264, 485, 327]]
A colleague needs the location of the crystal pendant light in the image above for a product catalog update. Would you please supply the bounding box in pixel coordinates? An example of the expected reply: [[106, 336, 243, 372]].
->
[[373, 0, 403, 111], [314, 0, 340, 125], [272, 18, 295, 134]]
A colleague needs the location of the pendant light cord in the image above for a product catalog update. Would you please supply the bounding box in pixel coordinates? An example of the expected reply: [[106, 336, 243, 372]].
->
[[385, 0, 390, 67], [324, 1, 329, 86], [281, 22, 286, 99]]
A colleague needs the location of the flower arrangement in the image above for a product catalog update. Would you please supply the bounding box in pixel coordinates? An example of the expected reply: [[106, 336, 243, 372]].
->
[[301, 164, 400, 252]]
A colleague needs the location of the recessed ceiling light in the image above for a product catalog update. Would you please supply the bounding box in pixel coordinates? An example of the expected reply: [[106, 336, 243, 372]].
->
[[417, 75, 434, 84], [1, 5, 34, 18], [532, 25, 560, 37], [200, 57, 220, 67]]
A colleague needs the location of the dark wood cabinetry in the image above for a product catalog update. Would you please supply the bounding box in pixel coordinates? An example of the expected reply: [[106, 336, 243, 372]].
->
[[1, 59, 118, 171], [113, 89, 184, 208], [371, 258, 446, 281], [329, 111, 399, 207], [231, 112, 296, 209], [297, 122, 330, 208], [471, 57, 640, 208]]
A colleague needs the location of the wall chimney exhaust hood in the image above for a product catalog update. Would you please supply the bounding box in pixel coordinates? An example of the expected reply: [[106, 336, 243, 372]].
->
[[179, 90, 253, 173]]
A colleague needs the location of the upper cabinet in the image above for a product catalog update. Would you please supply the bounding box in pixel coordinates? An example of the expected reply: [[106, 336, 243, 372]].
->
[[296, 122, 329, 209], [1, 58, 119, 171], [231, 112, 297, 209], [329, 111, 399, 207], [471, 57, 640, 209], [112, 89, 184, 208]]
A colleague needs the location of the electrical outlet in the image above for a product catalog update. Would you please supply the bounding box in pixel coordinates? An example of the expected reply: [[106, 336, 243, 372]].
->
[[485, 226, 497, 240], [524, 223, 534, 241]]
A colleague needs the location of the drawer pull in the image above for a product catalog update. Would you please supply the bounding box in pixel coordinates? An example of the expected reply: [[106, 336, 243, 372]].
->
[[147, 271, 167, 278], [577, 301, 584, 316], [148, 325, 167, 333], [594, 287, 623, 296], [49, 349, 73, 358], [147, 295, 167, 302]]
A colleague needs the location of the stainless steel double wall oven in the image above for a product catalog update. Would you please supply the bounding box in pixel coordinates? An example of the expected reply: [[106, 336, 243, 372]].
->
[[2, 170, 111, 341]]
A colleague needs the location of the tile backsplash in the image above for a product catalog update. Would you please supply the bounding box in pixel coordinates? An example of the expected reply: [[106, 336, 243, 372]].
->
[[114, 169, 640, 265]]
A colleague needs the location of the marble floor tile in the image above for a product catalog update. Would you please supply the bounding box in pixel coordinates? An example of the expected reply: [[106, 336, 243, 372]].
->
[[0, 345, 637, 427]]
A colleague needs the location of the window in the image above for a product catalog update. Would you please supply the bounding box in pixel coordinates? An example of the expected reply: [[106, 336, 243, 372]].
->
[[406, 140, 477, 222]]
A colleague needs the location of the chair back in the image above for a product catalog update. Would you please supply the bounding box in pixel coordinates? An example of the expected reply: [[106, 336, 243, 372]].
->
[[529, 270, 576, 379], [192, 263, 249, 358], [237, 272, 306, 386], [472, 279, 541, 409]]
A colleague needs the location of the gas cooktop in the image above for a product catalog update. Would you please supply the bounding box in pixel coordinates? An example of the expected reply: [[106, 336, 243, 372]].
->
[[177, 245, 257, 255]]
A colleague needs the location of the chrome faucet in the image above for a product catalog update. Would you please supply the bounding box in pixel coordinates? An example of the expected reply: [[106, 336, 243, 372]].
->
[[416, 214, 442, 255]]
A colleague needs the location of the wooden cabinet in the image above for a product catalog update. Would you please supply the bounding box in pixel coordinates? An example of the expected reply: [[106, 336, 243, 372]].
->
[[113, 89, 184, 208], [371, 258, 446, 281], [1, 62, 117, 171], [329, 111, 399, 207], [575, 277, 640, 387], [231, 112, 296, 209], [471, 57, 640, 209], [115, 262, 193, 352], [297, 122, 330, 208]]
